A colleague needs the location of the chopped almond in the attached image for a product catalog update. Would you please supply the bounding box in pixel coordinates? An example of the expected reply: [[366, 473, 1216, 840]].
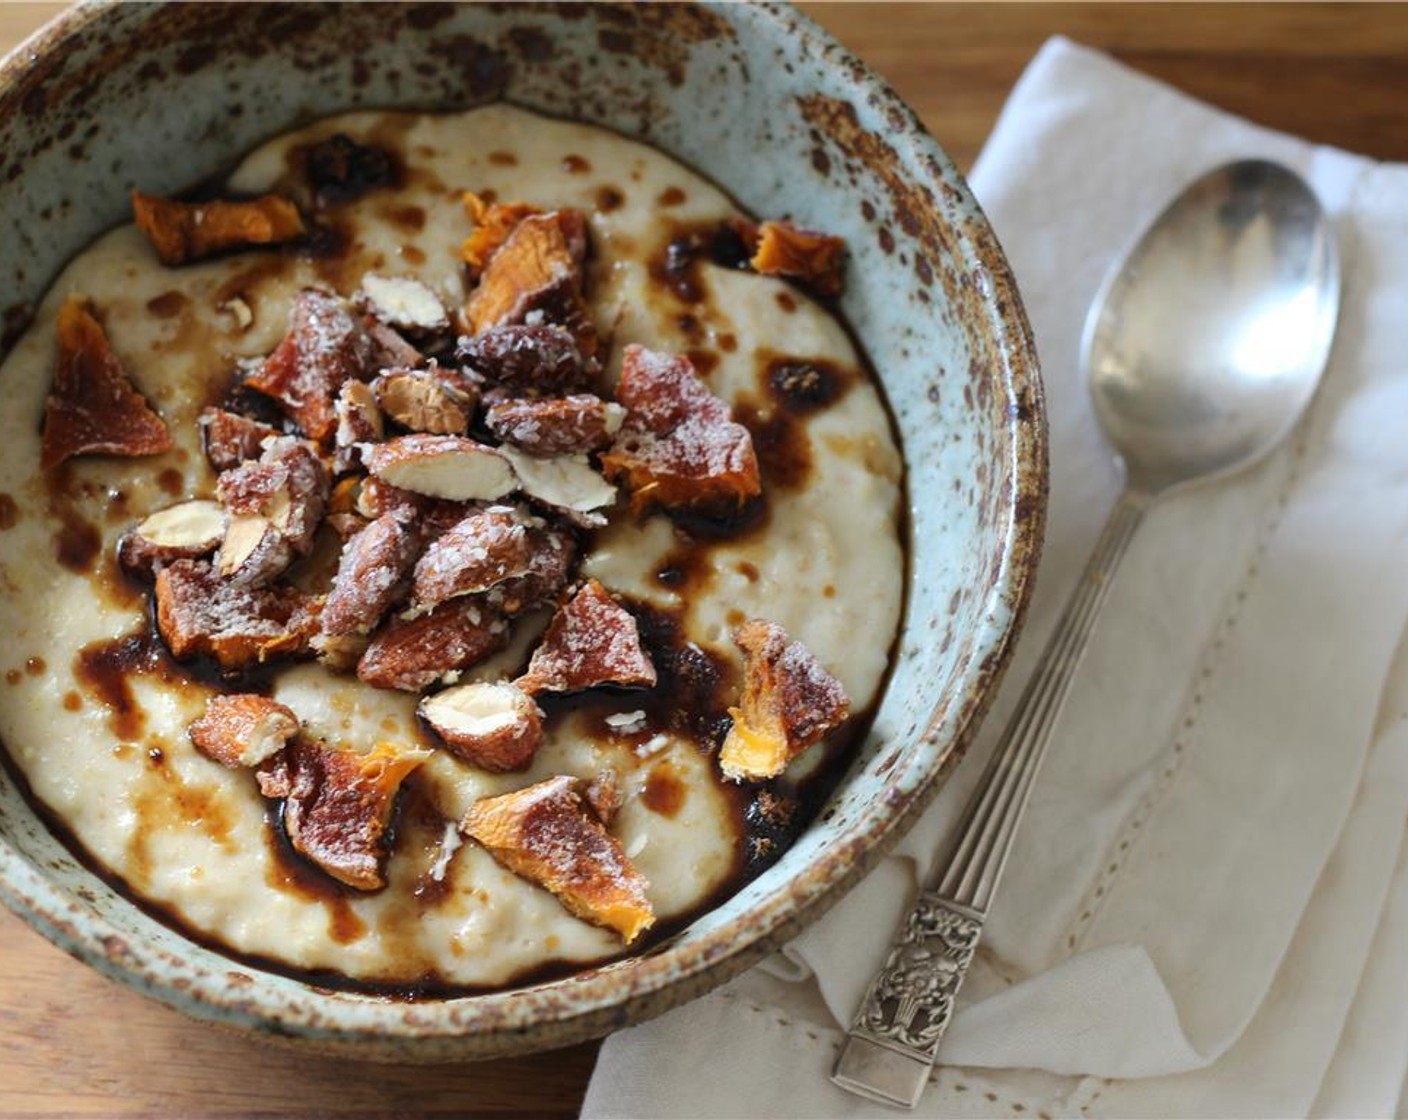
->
[[460, 191, 542, 278], [517, 579, 655, 695], [243, 289, 376, 444], [354, 476, 471, 539], [262, 738, 429, 890], [374, 366, 474, 435], [719, 619, 850, 782], [410, 506, 535, 610], [498, 447, 616, 528], [117, 499, 225, 578], [601, 345, 760, 513], [189, 693, 299, 768], [462, 210, 597, 356], [360, 274, 449, 337], [486, 526, 577, 617], [461, 775, 654, 943], [358, 597, 511, 692], [749, 219, 846, 297], [333, 380, 383, 474], [419, 681, 544, 772], [40, 297, 173, 469], [456, 323, 590, 393], [320, 514, 422, 639], [199, 408, 279, 472], [131, 190, 305, 267], [215, 437, 329, 587], [486, 394, 625, 457], [363, 434, 516, 502], [363, 314, 425, 370], [155, 559, 316, 670]]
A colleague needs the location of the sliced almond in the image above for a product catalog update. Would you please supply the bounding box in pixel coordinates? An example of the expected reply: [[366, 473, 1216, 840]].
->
[[499, 446, 615, 523], [363, 434, 516, 502], [361, 274, 450, 335], [419, 681, 543, 772]]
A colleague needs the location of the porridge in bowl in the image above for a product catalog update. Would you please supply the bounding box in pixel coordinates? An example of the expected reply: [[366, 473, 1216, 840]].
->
[[0, 105, 904, 991]]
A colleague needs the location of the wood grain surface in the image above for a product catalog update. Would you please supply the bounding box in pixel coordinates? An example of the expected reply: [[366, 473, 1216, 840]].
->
[[2, 3, 1406, 1117]]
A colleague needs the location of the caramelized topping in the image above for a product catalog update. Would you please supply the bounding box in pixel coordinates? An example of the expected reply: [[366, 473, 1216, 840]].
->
[[154, 559, 316, 670], [461, 775, 655, 943], [418, 681, 544, 772], [486, 394, 625, 457], [40, 297, 172, 469], [303, 133, 394, 204], [749, 219, 846, 297], [517, 579, 656, 695], [357, 597, 510, 692], [243, 288, 376, 444], [719, 619, 850, 782], [188, 693, 299, 769], [131, 190, 305, 267], [600, 344, 760, 513], [262, 739, 429, 890]]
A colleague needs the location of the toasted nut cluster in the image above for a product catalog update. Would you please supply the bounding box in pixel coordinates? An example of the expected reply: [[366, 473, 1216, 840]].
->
[[117, 499, 225, 578], [155, 559, 316, 670], [517, 579, 656, 695], [244, 288, 376, 444], [200, 408, 279, 473], [40, 298, 173, 469], [601, 345, 760, 513], [748, 219, 846, 298], [719, 619, 851, 782], [188, 694, 299, 769], [461, 775, 655, 943], [486, 394, 625, 457], [418, 681, 544, 772], [357, 597, 511, 692], [259, 739, 429, 890], [131, 190, 306, 267]]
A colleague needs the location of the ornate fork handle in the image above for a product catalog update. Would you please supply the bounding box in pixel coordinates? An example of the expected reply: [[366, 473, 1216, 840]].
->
[[832, 490, 1148, 1109]]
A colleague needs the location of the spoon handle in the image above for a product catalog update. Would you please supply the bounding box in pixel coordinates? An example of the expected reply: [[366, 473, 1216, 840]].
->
[[832, 488, 1149, 1110]]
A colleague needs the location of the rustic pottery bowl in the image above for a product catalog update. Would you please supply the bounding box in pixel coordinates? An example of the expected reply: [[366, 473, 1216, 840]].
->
[[0, 1, 1044, 1058]]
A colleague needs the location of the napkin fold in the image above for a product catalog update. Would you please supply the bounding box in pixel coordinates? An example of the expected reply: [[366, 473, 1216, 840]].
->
[[585, 38, 1408, 1118]]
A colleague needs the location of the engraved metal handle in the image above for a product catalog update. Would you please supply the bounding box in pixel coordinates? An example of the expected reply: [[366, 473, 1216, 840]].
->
[[832, 489, 1149, 1109]]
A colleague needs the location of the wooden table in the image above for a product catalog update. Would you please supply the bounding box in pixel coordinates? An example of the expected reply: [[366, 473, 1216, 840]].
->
[[2, 3, 1406, 1116]]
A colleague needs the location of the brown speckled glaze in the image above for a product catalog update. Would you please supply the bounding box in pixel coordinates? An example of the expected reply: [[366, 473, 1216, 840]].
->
[[0, 1, 1046, 1058]]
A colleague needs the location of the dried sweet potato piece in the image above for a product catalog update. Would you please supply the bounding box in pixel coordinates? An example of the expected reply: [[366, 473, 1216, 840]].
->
[[215, 437, 329, 587], [462, 210, 597, 356], [486, 394, 625, 457], [460, 191, 542, 279], [461, 775, 654, 943], [410, 506, 535, 610], [40, 297, 172, 469], [600, 345, 760, 513], [718, 619, 850, 782], [419, 681, 544, 772], [131, 190, 306, 267], [320, 514, 422, 639], [357, 597, 511, 692], [116, 499, 225, 578], [749, 219, 846, 297], [189, 694, 299, 769], [456, 323, 590, 394], [363, 434, 517, 502], [154, 559, 317, 670], [199, 408, 279, 472], [264, 738, 429, 890], [517, 579, 655, 695], [374, 366, 475, 435], [244, 289, 376, 444]]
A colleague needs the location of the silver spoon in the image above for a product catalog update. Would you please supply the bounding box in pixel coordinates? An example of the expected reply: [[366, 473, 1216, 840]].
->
[[833, 159, 1340, 1110]]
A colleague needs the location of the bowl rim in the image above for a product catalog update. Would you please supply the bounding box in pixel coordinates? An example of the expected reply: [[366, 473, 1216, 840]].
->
[[0, 0, 1047, 1053]]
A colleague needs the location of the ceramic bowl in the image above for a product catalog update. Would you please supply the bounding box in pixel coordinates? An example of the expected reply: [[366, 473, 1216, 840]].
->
[[0, 1, 1044, 1058]]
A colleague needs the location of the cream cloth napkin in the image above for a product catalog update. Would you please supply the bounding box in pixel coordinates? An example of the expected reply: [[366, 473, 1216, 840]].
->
[[584, 38, 1408, 1118]]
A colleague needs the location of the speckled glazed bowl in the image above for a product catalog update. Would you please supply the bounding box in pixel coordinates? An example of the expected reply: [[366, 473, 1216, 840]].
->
[[0, 1, 1044, 1058]]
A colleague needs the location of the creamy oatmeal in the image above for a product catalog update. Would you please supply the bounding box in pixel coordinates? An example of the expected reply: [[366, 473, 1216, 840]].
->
[[0, 105, 903, 990]]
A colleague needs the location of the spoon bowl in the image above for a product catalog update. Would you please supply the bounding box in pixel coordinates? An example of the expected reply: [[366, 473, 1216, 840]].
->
[[1083, 159, 1339, 495]]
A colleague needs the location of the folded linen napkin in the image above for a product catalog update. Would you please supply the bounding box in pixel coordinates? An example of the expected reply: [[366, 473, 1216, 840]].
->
[[584, 38, 1408, 1118]]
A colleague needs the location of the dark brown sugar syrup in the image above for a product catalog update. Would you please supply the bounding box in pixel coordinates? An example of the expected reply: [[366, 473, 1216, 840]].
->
[[0, 107, 912, 1000]]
